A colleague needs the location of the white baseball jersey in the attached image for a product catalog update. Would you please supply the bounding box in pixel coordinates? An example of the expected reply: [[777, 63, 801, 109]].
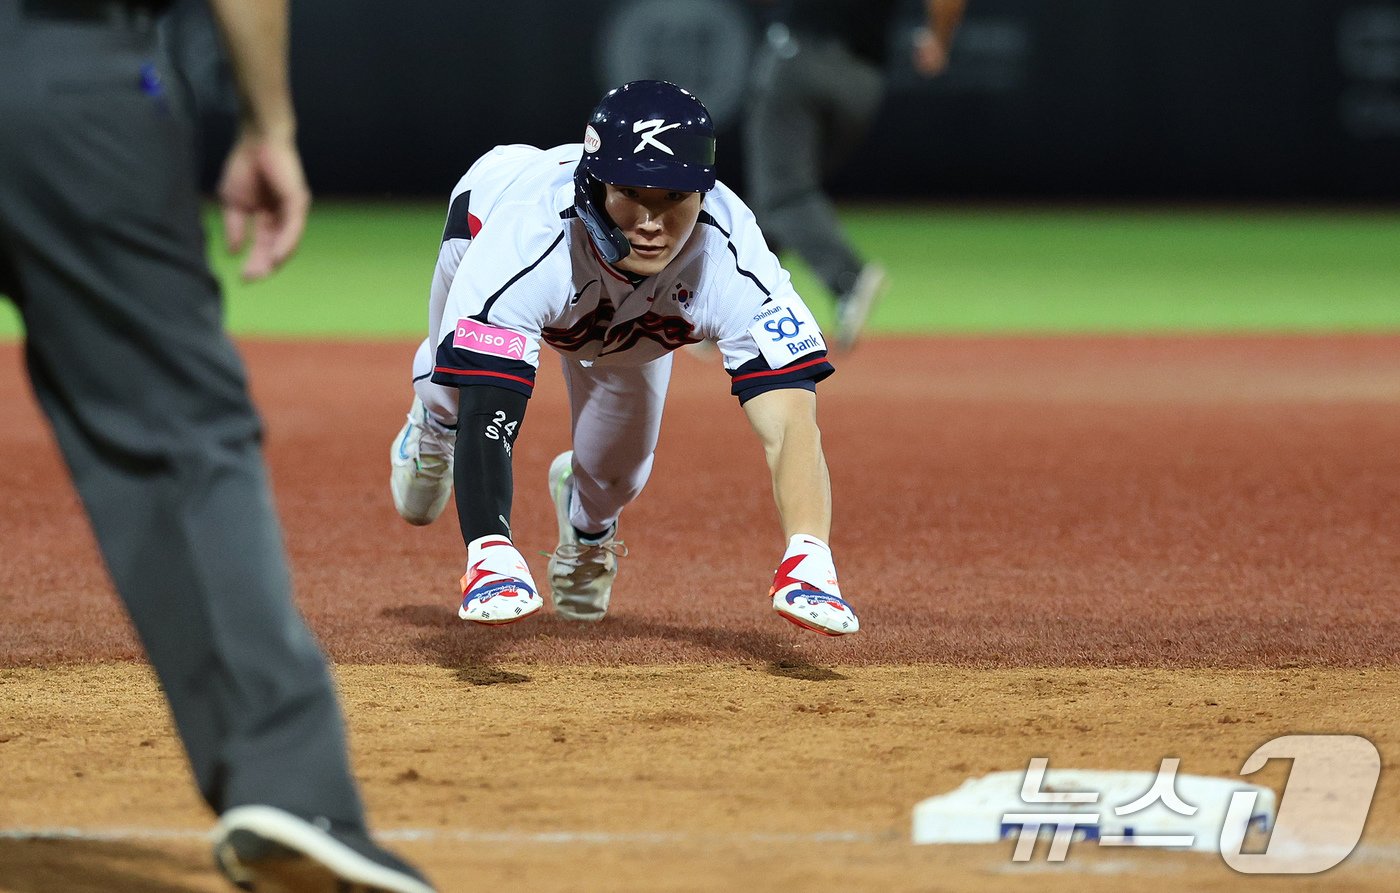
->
[[426, 144, 834, 403]]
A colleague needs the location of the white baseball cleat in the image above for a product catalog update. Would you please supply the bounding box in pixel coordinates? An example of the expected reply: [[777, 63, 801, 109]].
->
[[836, 262, 888, 351], [212, 805, 436, 893], [390, 397, 456, 526], [546, 451, 626, 622], [458, 535, 543, 625], [769, 535, 859, 636], [771, 585, 860, 636]]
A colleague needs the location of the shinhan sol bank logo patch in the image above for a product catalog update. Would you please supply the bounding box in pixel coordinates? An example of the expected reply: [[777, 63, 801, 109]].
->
[[453, 319, 527, 359]]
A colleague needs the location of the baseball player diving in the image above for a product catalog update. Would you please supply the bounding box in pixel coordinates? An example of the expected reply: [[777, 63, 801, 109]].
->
[[390, 80, 858, 637]]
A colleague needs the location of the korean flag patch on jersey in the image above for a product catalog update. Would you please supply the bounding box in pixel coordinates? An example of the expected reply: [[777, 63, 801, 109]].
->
[[749, 301, 826, 368]]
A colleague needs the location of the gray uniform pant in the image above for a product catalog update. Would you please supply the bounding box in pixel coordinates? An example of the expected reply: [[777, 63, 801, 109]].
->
[[0, 1, 365, 826], [743, 29, 885, 299]]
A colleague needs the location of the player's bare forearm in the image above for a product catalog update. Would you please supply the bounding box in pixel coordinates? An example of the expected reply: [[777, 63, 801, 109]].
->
[[742, 388, 832, 542], [207, 0, 295, 139]]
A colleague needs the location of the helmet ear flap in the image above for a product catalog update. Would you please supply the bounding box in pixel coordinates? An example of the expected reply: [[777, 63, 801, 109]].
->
[[572, 163, 631, 264]]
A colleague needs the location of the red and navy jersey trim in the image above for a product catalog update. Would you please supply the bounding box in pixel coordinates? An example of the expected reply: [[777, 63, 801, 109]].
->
[[728, 352, 834, 404], [730, 356, 830, 384], [431, 334, 537, 398], [443, 190, 482, 242]]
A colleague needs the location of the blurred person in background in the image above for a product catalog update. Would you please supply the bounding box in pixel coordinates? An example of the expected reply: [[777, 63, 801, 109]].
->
[[0, 0, 431, 889], [744, 0, 967, 349]]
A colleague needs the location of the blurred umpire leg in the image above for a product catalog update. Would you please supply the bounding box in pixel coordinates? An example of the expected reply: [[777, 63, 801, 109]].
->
[[0, 0, 365, 831], [744, 31, 885, 326]]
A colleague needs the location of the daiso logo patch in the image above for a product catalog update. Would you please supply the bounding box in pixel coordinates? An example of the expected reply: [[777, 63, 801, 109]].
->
[[453, 319, 527, 359]]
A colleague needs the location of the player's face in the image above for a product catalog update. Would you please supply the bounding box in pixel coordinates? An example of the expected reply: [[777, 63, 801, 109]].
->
[[604, 184, 702, 276]]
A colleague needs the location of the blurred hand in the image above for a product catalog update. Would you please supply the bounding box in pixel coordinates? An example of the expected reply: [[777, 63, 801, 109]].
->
[[913, 26, 950, 76], [218, 134, 310, 281]]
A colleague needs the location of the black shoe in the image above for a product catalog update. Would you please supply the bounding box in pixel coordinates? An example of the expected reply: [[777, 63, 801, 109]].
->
[[212, 805, 435, 893]]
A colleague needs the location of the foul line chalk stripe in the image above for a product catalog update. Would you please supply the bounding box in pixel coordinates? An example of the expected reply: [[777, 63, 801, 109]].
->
[[0, 826, 875, 845], [8, 834, 1400, 867], [6, 827, 1400, 869]]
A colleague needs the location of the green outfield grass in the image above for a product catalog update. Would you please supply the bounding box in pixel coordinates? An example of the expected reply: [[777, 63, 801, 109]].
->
[[2, 204, 1398, 340]]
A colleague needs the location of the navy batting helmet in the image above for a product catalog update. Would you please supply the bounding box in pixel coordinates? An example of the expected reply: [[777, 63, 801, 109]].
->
[[574, 80, 716, 263]]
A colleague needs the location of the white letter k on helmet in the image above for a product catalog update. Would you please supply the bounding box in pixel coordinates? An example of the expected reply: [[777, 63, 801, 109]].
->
[[633, 119, 681, 155]]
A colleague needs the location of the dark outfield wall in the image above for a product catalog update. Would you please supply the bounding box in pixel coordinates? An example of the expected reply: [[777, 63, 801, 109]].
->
[[171, 0, 1400, 199]]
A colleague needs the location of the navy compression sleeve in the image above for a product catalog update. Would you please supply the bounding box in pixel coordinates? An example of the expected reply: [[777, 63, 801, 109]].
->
[[454, 385, 529, 544]]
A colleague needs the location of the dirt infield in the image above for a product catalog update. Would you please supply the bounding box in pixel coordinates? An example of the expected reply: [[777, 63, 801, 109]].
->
[[2, 336, 1399, 891], [4, 664, 1400, 892]]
